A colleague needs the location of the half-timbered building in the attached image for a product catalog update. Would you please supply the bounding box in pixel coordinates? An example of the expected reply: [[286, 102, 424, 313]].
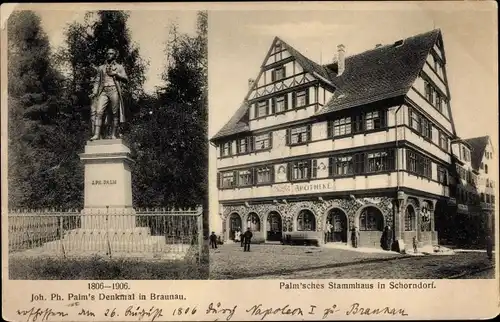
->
[[211, 29, 458, 250]]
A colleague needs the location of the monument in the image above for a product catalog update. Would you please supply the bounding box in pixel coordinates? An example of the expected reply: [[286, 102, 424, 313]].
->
[[44, 49, 183, 258]]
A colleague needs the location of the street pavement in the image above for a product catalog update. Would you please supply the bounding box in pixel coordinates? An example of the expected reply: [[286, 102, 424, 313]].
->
[[209, 243, 494, 280]]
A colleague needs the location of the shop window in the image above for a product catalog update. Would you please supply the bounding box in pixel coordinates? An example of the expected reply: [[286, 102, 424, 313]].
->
[[297, 210, 316, 231]]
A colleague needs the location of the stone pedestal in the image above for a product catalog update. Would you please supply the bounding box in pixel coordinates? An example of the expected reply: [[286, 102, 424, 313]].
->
[[42, 140, 187, 259]]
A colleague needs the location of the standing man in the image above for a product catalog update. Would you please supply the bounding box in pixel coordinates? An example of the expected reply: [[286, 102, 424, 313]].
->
[[210, 231, 218, 249], [90, 48, 128, 141], [243, 227, 253, 252]]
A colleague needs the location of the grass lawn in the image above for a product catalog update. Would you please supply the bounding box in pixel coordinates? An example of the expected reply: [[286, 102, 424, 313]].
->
[[209, 244, 402, 279], [9, 255, 209, 280]]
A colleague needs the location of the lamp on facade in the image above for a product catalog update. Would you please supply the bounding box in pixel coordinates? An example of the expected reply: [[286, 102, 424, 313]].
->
[[244, 202, 250, 208], [282, 199, 288, 205]]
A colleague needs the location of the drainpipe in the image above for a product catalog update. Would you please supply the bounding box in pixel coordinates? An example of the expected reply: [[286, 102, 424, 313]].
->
[[394, 104, 404, 246]]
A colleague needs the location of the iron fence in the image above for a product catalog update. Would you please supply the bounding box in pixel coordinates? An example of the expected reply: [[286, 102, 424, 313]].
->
[[8, 207, 203, 261]]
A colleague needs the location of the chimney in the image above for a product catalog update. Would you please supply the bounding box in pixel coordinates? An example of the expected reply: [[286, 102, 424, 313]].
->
[[248, 78, 255, 90], [337, 44, 345, 76]]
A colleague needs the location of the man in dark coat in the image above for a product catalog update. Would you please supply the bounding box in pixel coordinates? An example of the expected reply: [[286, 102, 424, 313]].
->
[[209, 231, 218, 249], [243, 228, 253, 252], [385, 226, 393, 251]]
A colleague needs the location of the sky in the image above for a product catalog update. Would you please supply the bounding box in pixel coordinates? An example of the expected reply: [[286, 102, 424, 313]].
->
[[36, 9, 198, 93], [208, 4, 498, 232]]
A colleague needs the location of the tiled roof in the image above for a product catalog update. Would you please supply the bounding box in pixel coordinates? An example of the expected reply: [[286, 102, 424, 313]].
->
[[211, 29, 441, 141], [464, 136, 490, 171], [211, 101, 250, 140], [316, 29, 440, 115]]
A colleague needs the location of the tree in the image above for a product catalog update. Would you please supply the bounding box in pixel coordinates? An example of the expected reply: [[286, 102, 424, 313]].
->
[[128, 11, 208, 209], [7, 10, 76, 208]]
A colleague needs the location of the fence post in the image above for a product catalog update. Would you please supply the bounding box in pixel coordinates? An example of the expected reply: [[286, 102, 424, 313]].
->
[[59, 215, 66, 258], [106, 206, 112, 259], [197, 212, 203, 264]]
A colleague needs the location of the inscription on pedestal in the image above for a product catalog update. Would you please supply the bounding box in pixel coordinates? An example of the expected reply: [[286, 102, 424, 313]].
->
[[91, 180, 118, 185]]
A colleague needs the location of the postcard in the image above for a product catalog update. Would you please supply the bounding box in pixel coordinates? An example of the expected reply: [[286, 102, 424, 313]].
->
[[2, 1, 499, 321]]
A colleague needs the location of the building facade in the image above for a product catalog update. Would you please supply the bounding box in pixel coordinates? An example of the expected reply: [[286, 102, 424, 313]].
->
[[211, 30, 459, 250]]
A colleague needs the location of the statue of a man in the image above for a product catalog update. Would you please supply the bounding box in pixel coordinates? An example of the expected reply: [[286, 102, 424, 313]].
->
[[89, 48, 128, 140]]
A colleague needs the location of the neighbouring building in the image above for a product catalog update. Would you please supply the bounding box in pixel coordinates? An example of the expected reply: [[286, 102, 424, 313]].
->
[[210, 29, 461, 250]]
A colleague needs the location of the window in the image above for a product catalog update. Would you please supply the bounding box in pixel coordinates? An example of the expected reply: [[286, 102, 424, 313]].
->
[[330, 156, 353, 176], [407, 151, 418, 173], [221, 142, 231, 157], [288, 125, 311, 145], [435, 93, 443, 112], [256, 100, 268, 118], [485, 164, 488, 174], [297, 210, 316, 231], [404, 206, 416, 231], [439, 132, 449, 151], [332, 117, 352, 136], [410, 109, 421, 132], [367, 151, 394, 173], [237, 170, 252, 187], [291, 160, 311, 181], [359, 207, 384, 231], [420, 202, 432, 232], [480, 162, 484, 169], [220, 172, 235, 188], [256, 166, 272, 184], [273, 67, 285, 82], [365, 110, 384, 130], [274, 95, 287, 113], [425, 81, 434, 103], [406, 150, 432, 179], [255, 133, 272, 151], [437, 165, 448, 185], [421, 118, 432, 140], [295, 90, 308, 107], [247, 213, 261, 232]]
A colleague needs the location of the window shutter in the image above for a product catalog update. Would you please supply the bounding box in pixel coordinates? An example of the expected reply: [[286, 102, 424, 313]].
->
[[271, 70, 275, 82], [252, 168, 257, 185], [268, 132, 273, 148], [327, 120, 333, 138], [233, 170, 238, 187], [282, 66, 286, 78], [305, 88, 310, 105], [287, 162, 292, 181], [312, 160, 317, 178], [286, 128, 290, 146], [284, 93, 289, 110], [219, 144, 223, 157], [270, 165, 275, 183], [271, 97, 276, 114], [328, 157, 334, 177], [217, 172, 221, 188], [292, 92, 296, 109], [255, 104, 259, 118], [382, 109, 387, 127], [236, 140, 240, 154], [249, 136, 254, 152], [228, 142, 232, 156], [307, 124, 312, 142]]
